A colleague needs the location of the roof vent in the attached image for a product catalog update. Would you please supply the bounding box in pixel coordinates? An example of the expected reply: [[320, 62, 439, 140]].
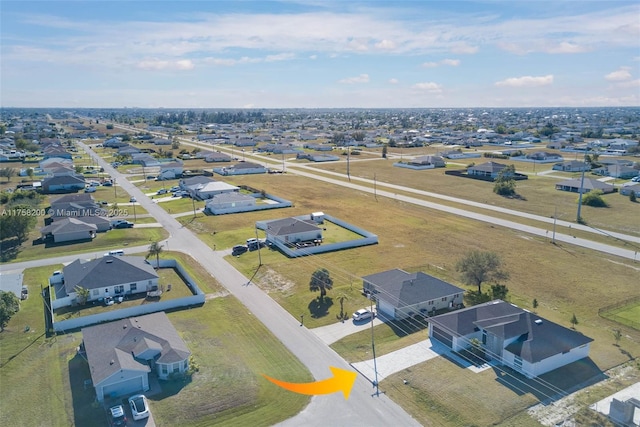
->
[[109, 360, 114, 365], [123, 324, 127, 329], [535, 319, 543, 325]]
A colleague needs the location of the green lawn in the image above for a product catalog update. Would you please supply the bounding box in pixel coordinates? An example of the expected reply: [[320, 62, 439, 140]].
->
[[0, 258, 311, 427]]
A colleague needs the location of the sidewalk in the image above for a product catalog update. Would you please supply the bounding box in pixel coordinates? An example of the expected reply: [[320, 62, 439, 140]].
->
[[311, 315, 385, 345]]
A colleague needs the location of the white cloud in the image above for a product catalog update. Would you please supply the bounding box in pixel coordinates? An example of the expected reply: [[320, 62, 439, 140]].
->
[[605, 66, 632, 81], [375, 39, 396, 50], [422, 59, 460, 68], [450, 43, 478, 54], [441, 58, 460, 66], [495, 75, 554, 87], [339, 74, 370, 84], [309, 54, 317, 60], [412, 82, 442, 92], [616, 78, 640, 88], [388, 78, 399, 84], [136, 59, 194, 71], [265, 52, 295, 62]]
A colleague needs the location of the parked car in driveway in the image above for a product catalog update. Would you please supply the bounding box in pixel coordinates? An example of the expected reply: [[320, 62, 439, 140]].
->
[[114, 221, 134, 229], [129, 197, 137, 203], [109, 405, 127, 426], [157, 189, 167, 195], [353, 308, 374, 321], [128, 395, 150, 421], [232, 245, 248, 256]]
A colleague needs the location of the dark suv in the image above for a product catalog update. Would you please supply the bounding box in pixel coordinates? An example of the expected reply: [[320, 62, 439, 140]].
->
[[232, 245, 248, 256]]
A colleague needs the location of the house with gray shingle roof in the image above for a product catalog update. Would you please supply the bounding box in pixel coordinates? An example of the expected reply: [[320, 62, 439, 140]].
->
[[362, 269, 465, 320], [61, 255, 158, 303], [40, 217, 97, 243], [555, 178, 615, 194], [82, 312, 191, 401], [429, 300, 593, 378], [265, 217, 322, 244]]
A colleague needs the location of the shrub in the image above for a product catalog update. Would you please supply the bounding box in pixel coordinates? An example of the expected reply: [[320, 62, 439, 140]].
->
[[580, 190, 608, 207]]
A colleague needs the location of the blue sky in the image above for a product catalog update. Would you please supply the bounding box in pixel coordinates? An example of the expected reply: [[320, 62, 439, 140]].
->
[[1, 1, 639, 108]]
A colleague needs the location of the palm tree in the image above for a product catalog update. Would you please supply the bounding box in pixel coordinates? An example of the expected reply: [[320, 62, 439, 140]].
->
[[336, 293, 349, 321], [570, 313, 579, 329], [74, 285, 90, 305], [309, 268, 333, 301], [613, 329, 622, 346], [147, 241, 163, 269]]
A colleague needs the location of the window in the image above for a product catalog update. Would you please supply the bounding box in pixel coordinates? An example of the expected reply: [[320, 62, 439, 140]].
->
[[514, 355, 522, 370], [441, 297, 447, 302], [161, 365, 167, 374], [92, 289, 99, 296], [114, 285, 124, 294], [173, 363, 180, 372], [428, 301, 434, 305], [130, 283, 137, 291], [482, 331, 487, 345], [183, 359, 189, 370]]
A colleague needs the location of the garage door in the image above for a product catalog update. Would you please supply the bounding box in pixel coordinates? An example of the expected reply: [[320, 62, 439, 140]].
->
[[377, 299, 396, 319], [102, 376, 144, 400], [431, 326, 453, 348]]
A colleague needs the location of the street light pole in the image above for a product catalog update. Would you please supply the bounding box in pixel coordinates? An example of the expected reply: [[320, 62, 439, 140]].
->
[[255, 227, 262, 266]]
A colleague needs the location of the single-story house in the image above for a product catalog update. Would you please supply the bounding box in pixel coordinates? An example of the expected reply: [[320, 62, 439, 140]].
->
[[50, 215, 111, 232], [130, 153, 159, 166], [428, 300, 593, 379], [594, 164, 639, 179], [153, 138, 172, 145], [555, 178, 615, 194], [526, 152, 563, 161], [408, 155, 446, 168], [217, 162, 267, 176], [205, 192, 256, 213], [61, 255, 159, 303], [265, 217, 322, 244], [157, 160, 183, 180], [82, 312, 191, 401], [620, 184, 640, 197], [48, 193, 104, 217], [191, 181, 239, 200], [552, 160, 590, 172], [41, 174, 86, 194], [203, 152, 232, 163], [467, 161, 512, 179], [40, 217, 97, 243], [362, 269, 465, 320]]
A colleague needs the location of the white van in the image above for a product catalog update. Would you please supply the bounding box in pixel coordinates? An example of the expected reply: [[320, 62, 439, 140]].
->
[[104, 249, 125, 257]]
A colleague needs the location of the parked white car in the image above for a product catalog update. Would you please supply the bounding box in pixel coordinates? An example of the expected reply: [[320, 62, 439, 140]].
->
[[128, 394, 150, 421], [352, 308, 374, 321]]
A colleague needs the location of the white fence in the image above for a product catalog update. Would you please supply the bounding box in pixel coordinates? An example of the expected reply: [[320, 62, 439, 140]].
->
[[51, 258, 205, 333]]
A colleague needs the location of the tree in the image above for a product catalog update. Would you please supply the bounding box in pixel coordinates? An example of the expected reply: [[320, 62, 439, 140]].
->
[[74, 286, 90, 305], [570, 313, 579, 329], [456, 250, 509, 295], [493, 165, 516, 197], [0, 167, 16, 182], [490, 284, 509, 300], [146, 241, 163, 268], [630, 191, 637, 203], [309, 268, 333, 301], [26, 168, 34, 182], [336, 293, 349, 321], [0, 291, 20, 331], [106, 124, 114, 130], [613, 329, 622, 346], [532, 298, 539, 312], [381, 144, 388, 158], [581, 190, 608, 207], [75, 165, 83, 174], [0, 205, 37, 242]]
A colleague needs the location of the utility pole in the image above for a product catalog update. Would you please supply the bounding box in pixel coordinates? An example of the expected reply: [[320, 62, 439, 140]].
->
[[192, 196, 196, 217], [552, 206, 557, 244], [374, 173, 378, 202], [347, 147, 351, 182], [370, 297, 379, 396], [256, 227, 262, 266], [576, 153, 587, 223]]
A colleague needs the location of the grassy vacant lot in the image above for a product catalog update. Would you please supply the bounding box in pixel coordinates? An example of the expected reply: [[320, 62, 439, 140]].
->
[[308, 148, 640, 238], [0, 255, 311, 427]]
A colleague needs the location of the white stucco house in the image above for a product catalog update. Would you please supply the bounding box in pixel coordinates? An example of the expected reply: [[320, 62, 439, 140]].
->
[[82, 312, 191, 401], [428, 300, 593, 378], [264, 217, 322, 245]]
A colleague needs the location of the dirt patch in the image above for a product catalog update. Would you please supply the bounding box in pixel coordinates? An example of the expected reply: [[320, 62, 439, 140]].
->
[[257, 268, 296, 295], [205, 291, 229, 300]]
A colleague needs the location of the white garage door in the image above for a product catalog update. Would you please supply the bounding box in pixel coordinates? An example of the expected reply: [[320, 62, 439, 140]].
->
[[377, 299, 396, 319], [102, 376, 144, 400]]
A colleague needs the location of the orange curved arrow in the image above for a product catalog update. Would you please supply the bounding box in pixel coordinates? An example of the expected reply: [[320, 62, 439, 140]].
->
[[262, 366, 357, 400]]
